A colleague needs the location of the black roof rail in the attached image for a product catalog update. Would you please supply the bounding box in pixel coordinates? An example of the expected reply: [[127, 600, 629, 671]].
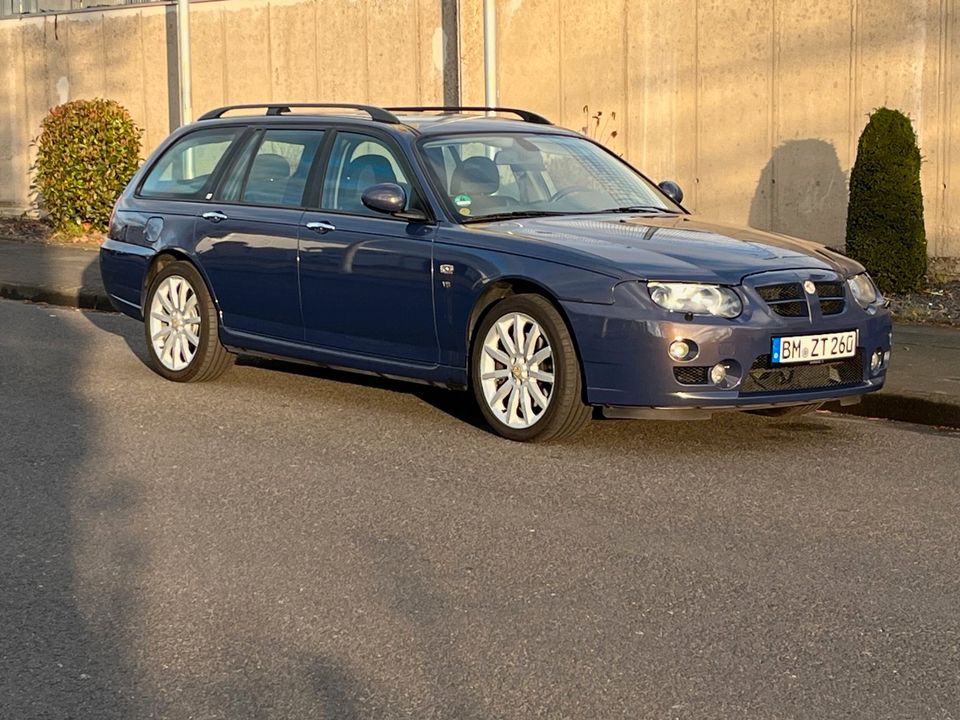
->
[[385, 106, 553, 125], [197, 103, 402, 123]]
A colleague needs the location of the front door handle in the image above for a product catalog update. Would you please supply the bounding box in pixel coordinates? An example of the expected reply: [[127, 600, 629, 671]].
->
[[305, 221, 336, 234], [201, 210, 228, 223]]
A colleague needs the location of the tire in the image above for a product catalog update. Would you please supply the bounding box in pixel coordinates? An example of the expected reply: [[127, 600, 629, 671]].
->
[[143, 260, 234, 382], [471, 294, 591, 442]]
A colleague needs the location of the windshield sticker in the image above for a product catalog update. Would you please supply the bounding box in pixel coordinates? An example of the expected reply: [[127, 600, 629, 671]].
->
[[453, 194, 472, 208], [459, 207, 472, 216]]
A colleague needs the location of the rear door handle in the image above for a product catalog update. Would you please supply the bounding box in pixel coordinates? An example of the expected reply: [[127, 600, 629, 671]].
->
[[201, 210, 228, 223], [305, 221, 336, 234]]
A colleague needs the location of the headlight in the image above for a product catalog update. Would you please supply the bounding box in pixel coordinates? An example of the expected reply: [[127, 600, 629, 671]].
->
[[847, 273, 880, 308], [647, 282, 742, 319]]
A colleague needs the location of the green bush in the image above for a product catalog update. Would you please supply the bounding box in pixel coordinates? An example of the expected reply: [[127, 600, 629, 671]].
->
[[33, 99, 142, 233], [845, 107, 927, 293]]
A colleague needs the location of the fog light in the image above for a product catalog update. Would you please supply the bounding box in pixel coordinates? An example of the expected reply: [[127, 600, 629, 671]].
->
[[668, 339, 699, 362], [710, 359, 743, 389], [710, 363, 727, 385], [870, 349, 883, 373]]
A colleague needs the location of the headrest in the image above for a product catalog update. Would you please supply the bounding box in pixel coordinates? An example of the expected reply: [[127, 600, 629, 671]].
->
[[451, 156, 499, 196], [346, 154, 397, 186], [249, 153, 290, 181]]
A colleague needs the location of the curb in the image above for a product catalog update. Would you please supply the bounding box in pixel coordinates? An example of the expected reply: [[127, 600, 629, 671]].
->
[[831, 393, 960, 430], [0, 282, 114, 312]]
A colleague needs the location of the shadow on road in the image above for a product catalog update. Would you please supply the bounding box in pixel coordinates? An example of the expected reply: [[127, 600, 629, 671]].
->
[[0, 284, 141, 715]]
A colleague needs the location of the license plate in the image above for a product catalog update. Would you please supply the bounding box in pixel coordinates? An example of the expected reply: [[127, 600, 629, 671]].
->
[[771, 330, 858, 364]]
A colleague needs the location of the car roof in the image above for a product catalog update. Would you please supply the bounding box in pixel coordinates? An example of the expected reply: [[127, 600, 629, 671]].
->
[[190, 104, 580, 139]]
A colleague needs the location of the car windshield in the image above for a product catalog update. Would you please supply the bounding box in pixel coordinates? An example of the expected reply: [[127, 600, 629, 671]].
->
[[420, 132, 681, 222]]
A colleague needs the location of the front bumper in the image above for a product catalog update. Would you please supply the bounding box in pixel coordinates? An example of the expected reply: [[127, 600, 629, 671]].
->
[[562, 279, 893, 411]]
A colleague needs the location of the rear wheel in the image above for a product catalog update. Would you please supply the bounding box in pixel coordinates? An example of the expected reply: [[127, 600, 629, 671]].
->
[[471, 294, 591, 442], [143, 260, 234, 382]]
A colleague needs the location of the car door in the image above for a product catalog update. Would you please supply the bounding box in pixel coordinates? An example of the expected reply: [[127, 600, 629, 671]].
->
[[195, 127, 326, 341], [298, 129, 438, 364]]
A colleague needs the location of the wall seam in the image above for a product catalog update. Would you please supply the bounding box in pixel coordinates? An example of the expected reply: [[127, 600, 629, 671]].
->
[[936, 0, 950, 256], [693, 0, 700, 209], [769, 0, 779, 230], [265, 1, 273, 102], [622, 0, 629, 163]]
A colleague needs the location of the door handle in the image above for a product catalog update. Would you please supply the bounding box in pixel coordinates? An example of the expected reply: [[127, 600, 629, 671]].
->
[[201, 210, 228, 223], [305, 221, 336, 234]]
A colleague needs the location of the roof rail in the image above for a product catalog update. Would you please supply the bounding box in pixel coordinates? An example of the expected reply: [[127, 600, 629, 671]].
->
[[385, 106, 553, 125], [197, 103, 402, 123]]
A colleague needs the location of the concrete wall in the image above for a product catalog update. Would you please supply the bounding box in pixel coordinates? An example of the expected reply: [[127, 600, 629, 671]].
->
[[459, 0, 959, 258], [1, 0, 959, 258], [0, 0, 447, 214]]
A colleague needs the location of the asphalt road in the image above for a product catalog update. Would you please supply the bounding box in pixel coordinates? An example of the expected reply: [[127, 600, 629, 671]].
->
[[1, 297, 959, 720]]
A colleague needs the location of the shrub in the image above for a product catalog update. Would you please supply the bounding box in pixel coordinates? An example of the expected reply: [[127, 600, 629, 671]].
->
[[33, 99, 142, 233], [845, 107, 927, 294]]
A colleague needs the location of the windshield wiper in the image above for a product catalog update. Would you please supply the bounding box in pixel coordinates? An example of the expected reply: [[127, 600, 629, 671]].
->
[[590, 205, 678, 214], [461, 210, 572, 224]]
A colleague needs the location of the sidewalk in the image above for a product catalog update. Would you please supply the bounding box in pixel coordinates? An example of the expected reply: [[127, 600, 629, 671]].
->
[[1, 237, 958, 429], [0, 236, 110, 311]]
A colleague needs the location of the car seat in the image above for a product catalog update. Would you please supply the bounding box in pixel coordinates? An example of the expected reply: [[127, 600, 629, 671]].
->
[[244, 153, 292, 205], [449, 156, 516, 215], [339, 154, 398, 212]]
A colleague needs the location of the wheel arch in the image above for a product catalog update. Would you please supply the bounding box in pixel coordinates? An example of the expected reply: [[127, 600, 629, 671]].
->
[[466, 277, 589, 401], [143, 249, 220, 314]]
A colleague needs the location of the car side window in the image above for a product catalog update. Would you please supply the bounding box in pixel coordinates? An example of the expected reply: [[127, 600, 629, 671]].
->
[[217, 129, 325, 207], [319, 132, 410, 216], [140, 128, 241, 200]]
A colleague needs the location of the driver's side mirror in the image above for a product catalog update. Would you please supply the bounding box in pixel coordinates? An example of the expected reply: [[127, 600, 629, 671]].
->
[[658, 180, 684, 205], [361, 183, 427, 221]]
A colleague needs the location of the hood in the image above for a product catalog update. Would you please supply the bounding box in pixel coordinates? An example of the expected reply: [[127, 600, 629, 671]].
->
[[470, 213, 861, 284]]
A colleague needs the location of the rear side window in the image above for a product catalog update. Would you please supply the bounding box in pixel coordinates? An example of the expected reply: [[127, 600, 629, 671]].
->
[[239, 129, 325, 207], [140, 128, 241, 199]]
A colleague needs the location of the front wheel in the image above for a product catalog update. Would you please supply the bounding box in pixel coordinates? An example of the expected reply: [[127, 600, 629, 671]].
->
[[471, 294, 591, 442], [143, 260, 234, 382]]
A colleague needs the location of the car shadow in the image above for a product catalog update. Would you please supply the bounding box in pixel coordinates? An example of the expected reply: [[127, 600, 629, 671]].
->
[[236, 355, 491, 433]]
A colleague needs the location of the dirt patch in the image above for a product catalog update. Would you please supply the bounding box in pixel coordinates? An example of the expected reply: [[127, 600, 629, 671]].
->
[[887, 281, 960, 327], [0, 217, 104, 249]]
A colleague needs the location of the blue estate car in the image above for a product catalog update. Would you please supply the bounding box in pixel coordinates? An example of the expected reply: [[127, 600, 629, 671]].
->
[[100, 104, 892, 441]]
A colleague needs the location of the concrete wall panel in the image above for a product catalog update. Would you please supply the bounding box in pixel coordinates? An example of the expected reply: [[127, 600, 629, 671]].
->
[[694, 0, 773, 223], [268, 0, 319, 103], [497, 0, 562, 121], [189, 3, 228, 122], [624, 0, 698, 206], [221, 2, 273, 104], [316, 0, 370, 101]]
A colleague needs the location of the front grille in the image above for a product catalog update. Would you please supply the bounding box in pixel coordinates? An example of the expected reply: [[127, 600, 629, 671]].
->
[[756, 280, 846, 317], [673, 366, 710, 385], [815, 282, 844, 298], [740, 353, 863, 394], [819, 299, 844, 315], [756, 282, 809, 318], [815, 281, 846, 315], [757, 283, 804, 302]]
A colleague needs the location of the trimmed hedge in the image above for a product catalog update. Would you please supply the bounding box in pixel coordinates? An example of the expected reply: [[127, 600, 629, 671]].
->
[[33, 99, 142, 233], [845, 107, 927, 294]]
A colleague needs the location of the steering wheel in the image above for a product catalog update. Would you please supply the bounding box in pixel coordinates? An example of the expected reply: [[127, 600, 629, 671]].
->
[[548, 185, 596, 203]]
